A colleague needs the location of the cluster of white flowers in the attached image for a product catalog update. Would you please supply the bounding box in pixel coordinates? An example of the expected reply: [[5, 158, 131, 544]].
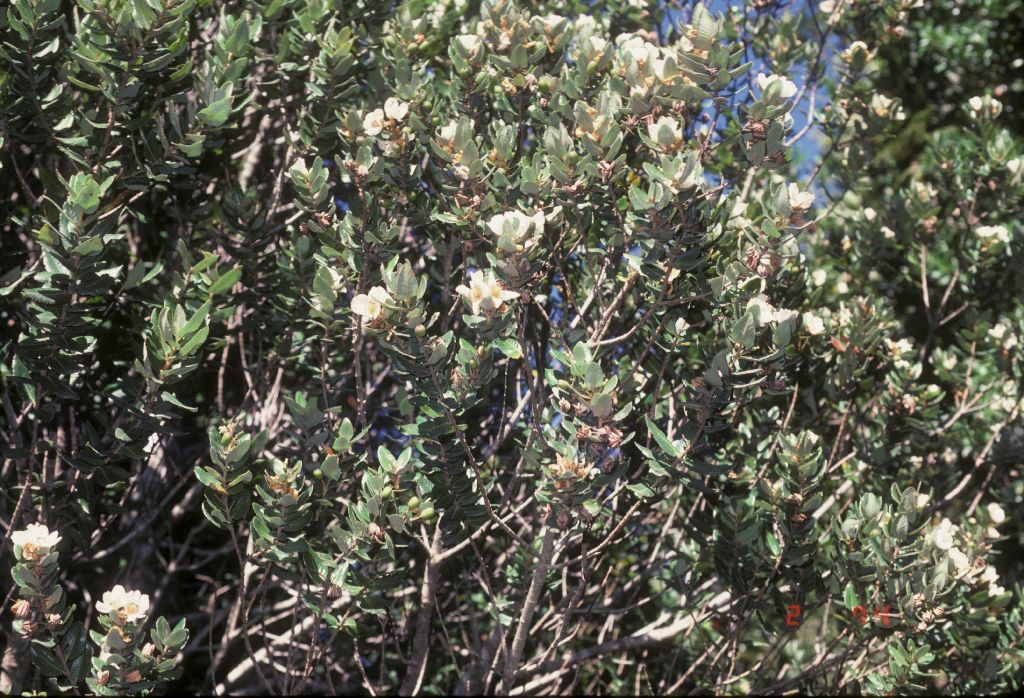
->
[[976, 223, 1010, 246], [456, 270, 519, 316], [884, 337, 915, 371], [746, 295, 797, 326], [12, 523, 61, 560], [96, 584, 151, 623], [988, 321, 1019, 350], [968, 95, 1003, 121], [363, 97, 410, 137], [350, 287, 392, 325], [909, 180, 937, 204], [997, 379, 1020, 414]]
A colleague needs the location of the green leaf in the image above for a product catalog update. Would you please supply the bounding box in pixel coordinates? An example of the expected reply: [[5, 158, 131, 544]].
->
[[844, 582, 859, 611], [12, 565, 40, 589], [208, 267, 242, 295], [177, 299, 211, 339], [626, 482, 655, 498], [645, 417, 679, 458], [71, 235, 104, 256], [198, 89, 234, 128]]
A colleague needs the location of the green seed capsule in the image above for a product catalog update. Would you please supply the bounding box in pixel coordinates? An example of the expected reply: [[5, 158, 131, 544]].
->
[[408, 496, 421, 510], [381, 485, 393, 498], [414, 324, 427, 338], [312, 469, 324, 480], [419, 507, 435, 521]]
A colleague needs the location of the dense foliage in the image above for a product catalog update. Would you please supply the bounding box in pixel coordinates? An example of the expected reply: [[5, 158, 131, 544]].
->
[[1, 0, 1021, 694]]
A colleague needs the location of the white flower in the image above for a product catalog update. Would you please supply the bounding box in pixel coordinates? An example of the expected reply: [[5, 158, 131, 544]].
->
[[802, 311, 826, 335], [647, 116, 683, 148], [910, 181, 937, 203], [948, 546, 971, 576], [756, 72, 798, 100], [362, 109, 386, 136], [437, 120, 461, 152], [773, 307, 798, 324], [871, 94, 905, 121], [989, 322, 1008, 341], [811, 269, 827, 286], [96, 585, 151, 623], [487, 210, 546, 253], [987, 502, 1006, 525], [745, 294, 776, 326], [788, 183, 815, 212], [981, 566, 999, 585], [621, 36, 659, 70], [976, 224, 1010, 244], [931, 527, 954, 551], [384, 97, 409, 122], [586, 35, 608, 56], [455, 34, 483, 60], [350, 286, 392, 323], [12, 524, 61, 559], [841, 40, 869, 63], [915, 492, 930, 509], [456, 270, 518, 316]]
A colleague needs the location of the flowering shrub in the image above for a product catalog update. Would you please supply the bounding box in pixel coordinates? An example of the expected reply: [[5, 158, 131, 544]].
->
[[1, 0, 1020, 695]]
